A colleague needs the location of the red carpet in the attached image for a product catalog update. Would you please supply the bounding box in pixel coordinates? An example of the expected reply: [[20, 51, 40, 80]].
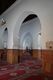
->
[[0, 59, 44, 80], [26, 76, 44, 80]]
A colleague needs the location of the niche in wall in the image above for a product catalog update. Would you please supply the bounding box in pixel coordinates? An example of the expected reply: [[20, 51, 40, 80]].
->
[[46, 41, 53, 50]]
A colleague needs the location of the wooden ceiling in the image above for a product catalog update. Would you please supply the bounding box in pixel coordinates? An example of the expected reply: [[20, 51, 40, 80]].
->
[[0, 0, 16, 15]]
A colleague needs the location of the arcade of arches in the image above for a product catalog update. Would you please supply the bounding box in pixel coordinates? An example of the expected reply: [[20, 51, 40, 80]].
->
[[0, 13, 53, 76]]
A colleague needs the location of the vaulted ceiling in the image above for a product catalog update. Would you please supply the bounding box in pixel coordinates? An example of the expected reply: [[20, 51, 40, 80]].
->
[[0, 0, 16, 15]]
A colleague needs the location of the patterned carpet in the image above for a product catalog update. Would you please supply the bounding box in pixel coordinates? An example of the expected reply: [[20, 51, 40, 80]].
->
[[0, 59, 45, 80]]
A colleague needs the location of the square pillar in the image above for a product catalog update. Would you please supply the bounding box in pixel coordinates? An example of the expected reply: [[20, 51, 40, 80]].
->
[[7, 49, 18, 64]]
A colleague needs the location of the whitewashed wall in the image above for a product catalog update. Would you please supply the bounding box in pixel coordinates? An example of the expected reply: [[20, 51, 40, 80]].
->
[[0, 0, 53, 49]]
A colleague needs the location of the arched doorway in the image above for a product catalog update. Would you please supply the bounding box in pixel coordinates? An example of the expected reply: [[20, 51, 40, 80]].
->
[[2, 27, 8, 62], [3, 27, 8, 49], [13, 11, 41, 63]]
